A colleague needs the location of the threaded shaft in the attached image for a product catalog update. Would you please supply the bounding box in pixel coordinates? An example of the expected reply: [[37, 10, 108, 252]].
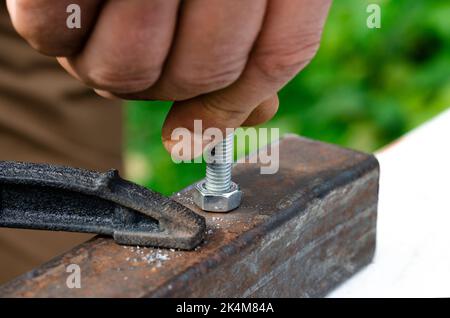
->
[[205, 133, 234, 193]]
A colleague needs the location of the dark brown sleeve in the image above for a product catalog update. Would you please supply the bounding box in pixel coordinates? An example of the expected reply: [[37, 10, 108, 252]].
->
[[0, 4, 123, 284], [0, 4, 123, 172]]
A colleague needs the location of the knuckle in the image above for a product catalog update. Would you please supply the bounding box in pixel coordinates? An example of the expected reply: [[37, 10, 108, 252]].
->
[[27, 38, 79, 57], [254, 32, 322, 82], [13, 24, 49, 54], [170, 62, 244, 99], [11, 1, 79, 56], [84, 67, 161, 94]]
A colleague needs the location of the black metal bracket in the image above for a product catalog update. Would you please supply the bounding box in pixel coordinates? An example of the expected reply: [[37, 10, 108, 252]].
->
[[0, 161, 205, 250]]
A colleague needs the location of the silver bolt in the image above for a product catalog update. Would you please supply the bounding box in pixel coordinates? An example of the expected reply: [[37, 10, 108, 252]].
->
[[192, 133, 242, 212], [205, 133, 234, 192]]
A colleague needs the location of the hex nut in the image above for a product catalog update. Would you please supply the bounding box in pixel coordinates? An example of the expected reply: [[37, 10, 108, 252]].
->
[[192, 181, 242, 212]]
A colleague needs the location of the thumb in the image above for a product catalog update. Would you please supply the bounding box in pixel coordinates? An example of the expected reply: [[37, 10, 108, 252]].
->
[[161, 94, 279, 159]]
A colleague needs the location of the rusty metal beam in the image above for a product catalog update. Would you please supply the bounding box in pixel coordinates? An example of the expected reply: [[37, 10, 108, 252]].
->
[[0, 135, 379, 297]]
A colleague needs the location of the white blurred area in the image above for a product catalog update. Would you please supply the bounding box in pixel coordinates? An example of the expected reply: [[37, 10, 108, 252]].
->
[[329, 108, 450, 298]]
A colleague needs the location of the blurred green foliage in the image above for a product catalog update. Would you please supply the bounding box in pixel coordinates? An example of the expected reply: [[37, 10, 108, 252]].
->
[[126, 0, 450, 195]]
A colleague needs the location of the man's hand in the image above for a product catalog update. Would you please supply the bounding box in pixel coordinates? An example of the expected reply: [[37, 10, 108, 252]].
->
[[7, 0, 331, 154]]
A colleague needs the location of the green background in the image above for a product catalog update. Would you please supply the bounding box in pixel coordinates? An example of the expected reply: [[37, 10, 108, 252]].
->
[[125, 0, 450, 195]]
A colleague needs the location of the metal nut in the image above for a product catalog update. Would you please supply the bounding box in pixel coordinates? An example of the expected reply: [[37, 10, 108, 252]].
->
[[192, 181, 242, 212]]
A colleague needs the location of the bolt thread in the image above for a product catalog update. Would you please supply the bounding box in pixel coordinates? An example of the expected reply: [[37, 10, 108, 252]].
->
[[205, 133, 234, 193]]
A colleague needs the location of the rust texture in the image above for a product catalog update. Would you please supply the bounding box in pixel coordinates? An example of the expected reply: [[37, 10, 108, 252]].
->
[[0, 135, 379, 297]]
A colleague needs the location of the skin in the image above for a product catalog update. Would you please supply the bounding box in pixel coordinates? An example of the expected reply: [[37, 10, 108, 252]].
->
[[7, 0, 332, 157]]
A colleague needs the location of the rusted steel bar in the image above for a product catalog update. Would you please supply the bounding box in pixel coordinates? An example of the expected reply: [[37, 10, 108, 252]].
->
[[0, 135, 379, 297]]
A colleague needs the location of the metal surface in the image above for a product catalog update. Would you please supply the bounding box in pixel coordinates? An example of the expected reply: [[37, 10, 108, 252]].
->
[[0, 135, 379, 297], [194, 133, 242, 212], [0, 161, 205, 250]]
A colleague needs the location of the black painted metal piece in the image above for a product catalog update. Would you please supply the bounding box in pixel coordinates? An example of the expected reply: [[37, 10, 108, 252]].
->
[[0, 161, 205, 250]]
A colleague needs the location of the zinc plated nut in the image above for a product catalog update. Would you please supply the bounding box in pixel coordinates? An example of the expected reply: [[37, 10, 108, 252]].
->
[[193, 133, 242, 212]]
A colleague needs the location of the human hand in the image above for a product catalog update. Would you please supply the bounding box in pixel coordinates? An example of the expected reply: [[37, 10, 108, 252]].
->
[[7, 0, 331, 155]]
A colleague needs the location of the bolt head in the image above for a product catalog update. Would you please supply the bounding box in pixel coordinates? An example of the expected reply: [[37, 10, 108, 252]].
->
[[192, 181, 242, 212]]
